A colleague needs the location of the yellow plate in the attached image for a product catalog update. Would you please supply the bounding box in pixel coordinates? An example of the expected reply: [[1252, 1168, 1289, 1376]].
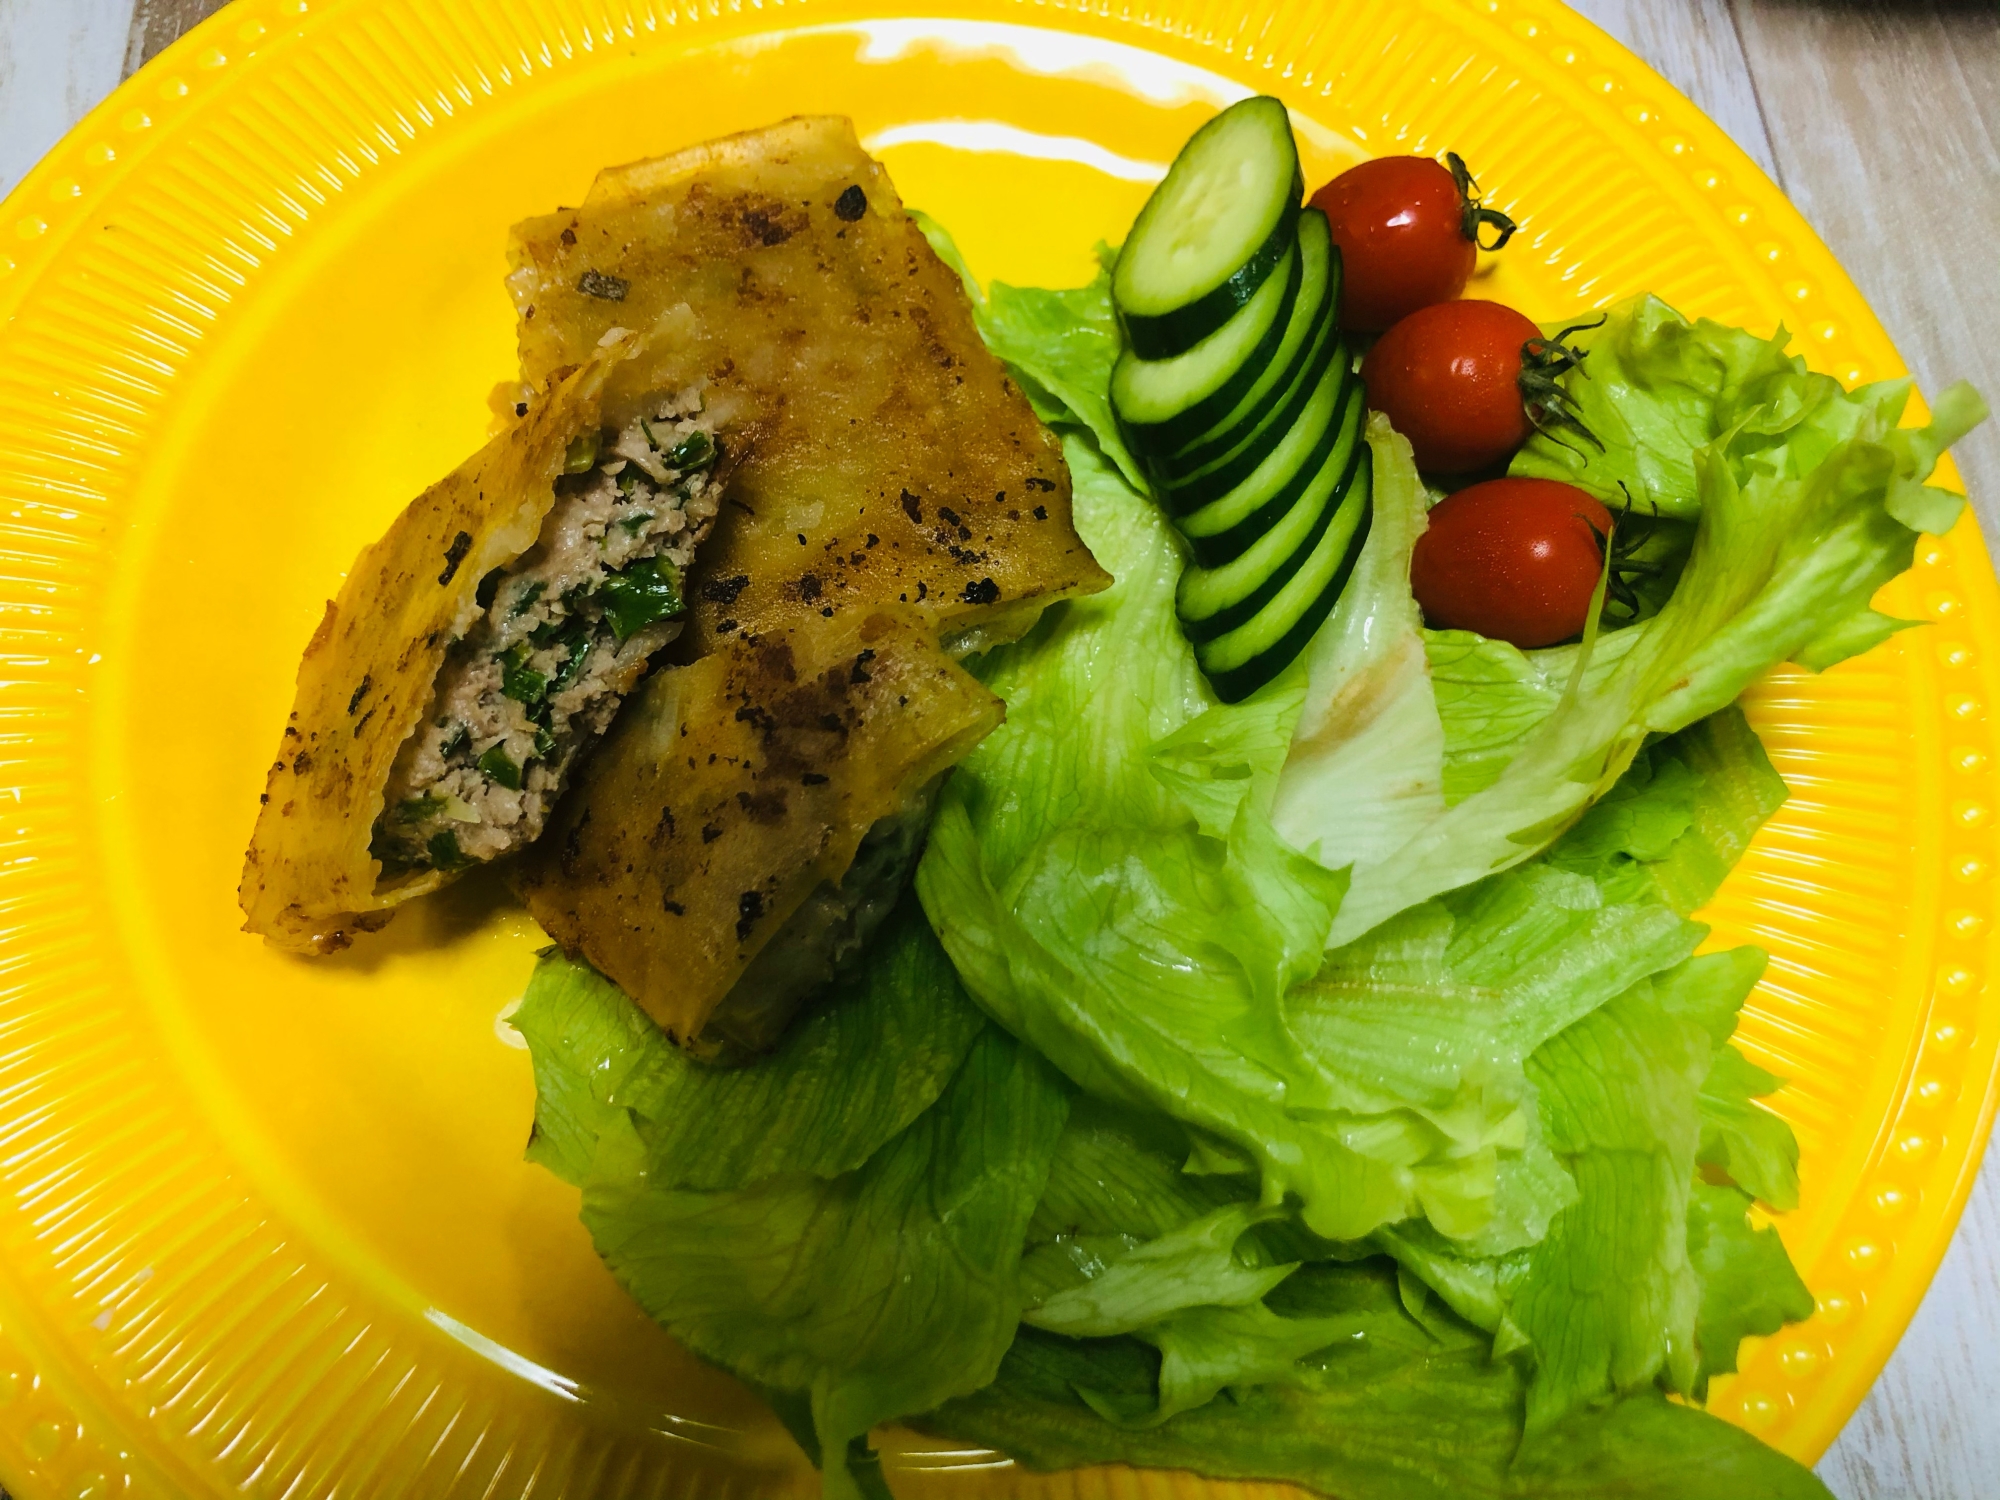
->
[[0, 0, 1990, 1494]]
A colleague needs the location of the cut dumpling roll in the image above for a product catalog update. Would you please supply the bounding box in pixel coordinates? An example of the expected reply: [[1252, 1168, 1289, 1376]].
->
[[240, 326, 746, 953]]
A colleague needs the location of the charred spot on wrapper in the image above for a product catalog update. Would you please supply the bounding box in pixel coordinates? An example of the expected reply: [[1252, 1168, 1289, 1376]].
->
[[577, 269, 630, 301], [438, 531, 473, 586]]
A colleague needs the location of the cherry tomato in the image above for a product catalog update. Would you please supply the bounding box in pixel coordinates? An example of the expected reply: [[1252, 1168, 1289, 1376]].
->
[[1308, 154, 1514, 332], [1361, 300, 1544, 474], [1410, 478, 1613, 649]]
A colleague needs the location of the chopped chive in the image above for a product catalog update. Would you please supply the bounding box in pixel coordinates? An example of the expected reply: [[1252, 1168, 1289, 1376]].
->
[[563, 430, 600, 474], [667, 429, 714, 470], [398, 793, 449, 822], [439, 722, 471, 759], [616, 469, 644, 498], [598, 557, 684, 642], [549, 631, 594, 694], [619, 510, 655, 535], [426, 830, 470, 871], [508, 580, 547, 617], [477, 744, 522, 790], [639, 416, 661, 448], [534, 725, 558, 759], [500, 642, 549, 704]]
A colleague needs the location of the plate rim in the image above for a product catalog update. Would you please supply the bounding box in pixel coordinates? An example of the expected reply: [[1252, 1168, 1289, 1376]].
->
[[0, 0, 1993, 1493]]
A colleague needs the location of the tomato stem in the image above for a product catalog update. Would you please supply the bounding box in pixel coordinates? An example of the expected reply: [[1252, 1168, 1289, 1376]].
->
[[1519, 315, 1608, 457], [1589, 485, 1663, 622], [1447, 152, 1518, 251]]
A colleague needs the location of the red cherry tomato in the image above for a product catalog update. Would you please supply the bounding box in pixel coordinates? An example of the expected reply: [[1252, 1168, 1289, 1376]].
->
[[1411, 478, 1613, 649], [1309, 154, 1515, 332], [1361, 300, 1544, 474]]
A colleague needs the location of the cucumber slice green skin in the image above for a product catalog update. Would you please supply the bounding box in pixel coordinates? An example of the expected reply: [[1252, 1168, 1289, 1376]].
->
[[1146, 211, 1339, 473], [1111, 241, 1303, 441], [1113, 96, 1304, 360], [1177, 429, 1368, 644], [1178, 377, 1363, 568], [1113, 96, 1372, 700], [1149, 325, 1351, 512], [1121, 203, 1299, 359], [1199, 449, 1376, 704]]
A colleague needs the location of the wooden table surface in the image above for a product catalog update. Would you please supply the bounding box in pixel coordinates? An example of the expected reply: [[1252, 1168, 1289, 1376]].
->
[[1, 0, 1996, 1495]]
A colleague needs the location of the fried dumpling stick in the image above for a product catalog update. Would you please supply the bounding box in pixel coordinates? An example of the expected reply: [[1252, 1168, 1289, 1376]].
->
[[513, 610, 1002, 1057], [241, 328, 752, 953], [507, 114, 1111, 656]]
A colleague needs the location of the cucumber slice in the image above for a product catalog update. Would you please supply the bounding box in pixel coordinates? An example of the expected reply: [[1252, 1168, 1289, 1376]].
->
[[1113, 96, 1303, 360], [1198, 447, 1376, 703], [1151, 325, 1350, 512], [1111, 240, 1302, 439], [1146, 209, 1339, 471], [1177, 426, 1368, 644], [1177, 372, 1362, 567]]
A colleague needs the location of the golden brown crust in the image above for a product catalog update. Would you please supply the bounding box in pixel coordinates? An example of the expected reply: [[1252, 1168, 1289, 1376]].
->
[[237, 344, 629, 953], [512, 610, 1002, 1042], [507, 115, 1111, 653]]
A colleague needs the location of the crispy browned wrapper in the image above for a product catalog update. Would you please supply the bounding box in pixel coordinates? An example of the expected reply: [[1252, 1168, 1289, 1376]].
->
[[507, 114, 1111, 655], [239, 338, 640, 954], [512, 610, 1002, 1047]]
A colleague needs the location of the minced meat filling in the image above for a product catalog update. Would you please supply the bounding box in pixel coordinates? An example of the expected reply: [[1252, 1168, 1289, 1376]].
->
[[373, 391, 724, 876]]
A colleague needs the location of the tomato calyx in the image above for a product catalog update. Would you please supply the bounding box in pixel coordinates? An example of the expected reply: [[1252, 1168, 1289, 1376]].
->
[[1446, 151, 1519, 252], [1589, 487, 1664, 623], [1518, 315, 1608, 457]]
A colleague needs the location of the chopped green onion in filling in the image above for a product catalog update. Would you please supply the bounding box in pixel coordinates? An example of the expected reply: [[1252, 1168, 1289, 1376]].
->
[[477, 743, 523, 790], [500, 642, 549, 705], [600, 557, 685, 642], [373, 387, 724, 876], [667, 429, 714, 470]]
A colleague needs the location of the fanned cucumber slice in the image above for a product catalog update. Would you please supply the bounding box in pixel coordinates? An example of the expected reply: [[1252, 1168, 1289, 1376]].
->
[[1113, 96, 1303, 360], [1149, 209, 1339, 473], [1111, 240, 1301, 438], [1197, 446, 1376, 703], [1177, 372, 1362, 567], [1152, 326, 1350, 512], [1176, 426, 1368, 644]]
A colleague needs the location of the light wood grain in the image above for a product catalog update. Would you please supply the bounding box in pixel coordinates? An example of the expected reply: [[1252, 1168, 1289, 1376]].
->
[[1733, 0, 2000, 548], [123, 0, 232, 73], [0, 1, 1996, 1496], [0, 0, 133, 196]]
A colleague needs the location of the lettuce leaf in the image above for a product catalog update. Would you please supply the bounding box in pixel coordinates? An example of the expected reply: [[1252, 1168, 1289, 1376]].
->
[[1699, 1046, 1801, 1210], [1502, 949, 1755, 1429], [923, 421, 1560, 1246], [515, 898, 1067, 1499], [582, 1025, 1068, 1498], [1024, 1202, 1293, 1338], [1285, 296, 1984, 947], [1356, 715, 1809, 1427], [1688, 1181, 1815, 1399], [923, 1261, 1832, 1500], [513, 895, 986, 1191]]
